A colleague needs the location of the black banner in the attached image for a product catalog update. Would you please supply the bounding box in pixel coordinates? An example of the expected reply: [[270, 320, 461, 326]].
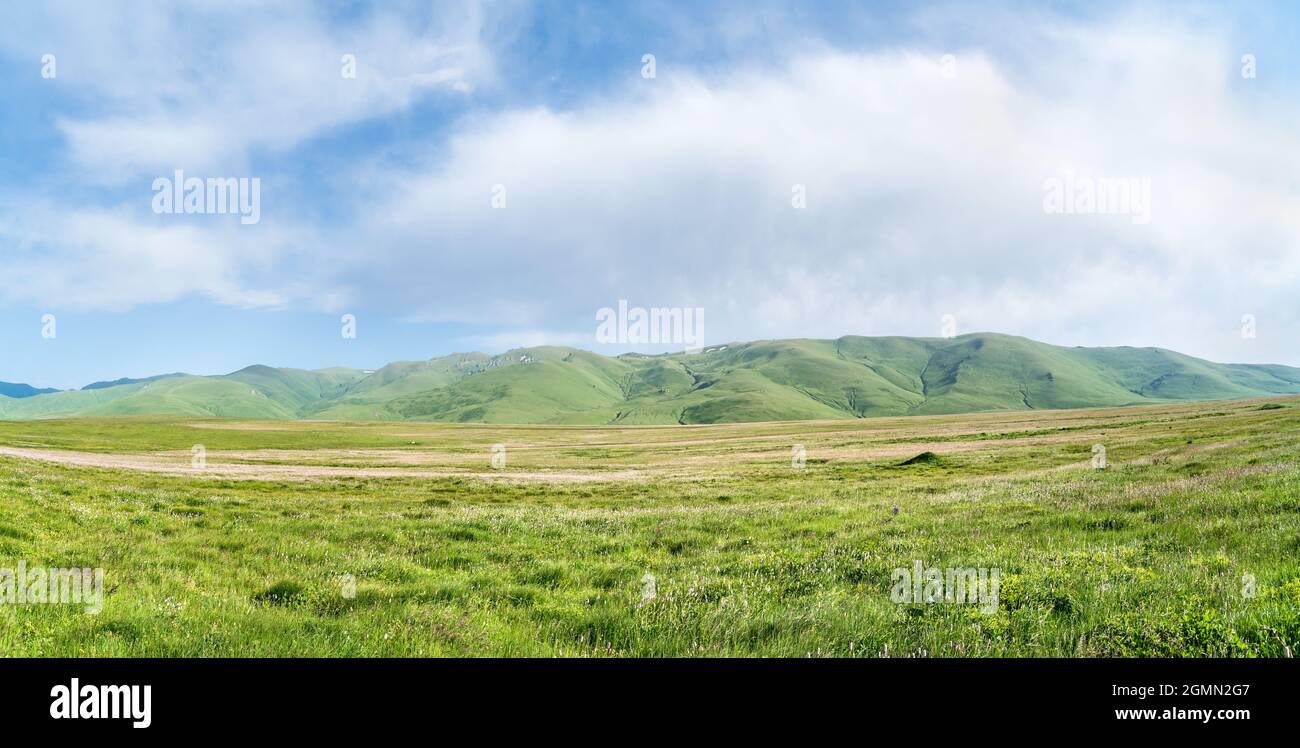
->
[[0, 658, 1287, 736]]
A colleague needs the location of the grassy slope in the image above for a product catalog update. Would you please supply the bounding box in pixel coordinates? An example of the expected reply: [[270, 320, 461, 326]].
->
[[0, 382, 151, 418], [389, 334, 1300, 423], [308, 354, 493, 420], [0, 368, 368, 420], [4, 333, 1299, 423], [390, 350, 637, 423], [908, 335, 1148, 414]]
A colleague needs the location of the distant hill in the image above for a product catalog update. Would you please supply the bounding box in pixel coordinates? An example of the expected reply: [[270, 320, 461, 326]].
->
[[2, 333, 1299, 423], [82, 373, 187, 390], [0, 381, 59, 399]]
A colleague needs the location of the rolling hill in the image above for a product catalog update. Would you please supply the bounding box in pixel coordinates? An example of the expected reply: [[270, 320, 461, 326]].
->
[[0, 381, 59, 398], [3, 333, 1299, 424]]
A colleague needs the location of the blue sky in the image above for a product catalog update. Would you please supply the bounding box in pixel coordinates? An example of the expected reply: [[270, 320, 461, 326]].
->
[[3, 0, 1300, 389]]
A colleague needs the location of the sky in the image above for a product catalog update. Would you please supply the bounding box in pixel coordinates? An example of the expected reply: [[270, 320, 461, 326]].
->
[[2, 0, 1299, 390]]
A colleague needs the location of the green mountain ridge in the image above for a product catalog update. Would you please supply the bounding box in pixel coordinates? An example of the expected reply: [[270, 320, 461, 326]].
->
[[0, 381, 60, 399], [82, 373, 187, 390], [3, 333, 1299, 424]]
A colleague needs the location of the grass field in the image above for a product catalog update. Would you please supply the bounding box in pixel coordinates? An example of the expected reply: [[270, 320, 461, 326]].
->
[[1, 397, 1298, 657]]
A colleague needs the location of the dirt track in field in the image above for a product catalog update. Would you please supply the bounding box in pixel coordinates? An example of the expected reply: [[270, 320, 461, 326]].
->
[[0, 446, 640, 483]]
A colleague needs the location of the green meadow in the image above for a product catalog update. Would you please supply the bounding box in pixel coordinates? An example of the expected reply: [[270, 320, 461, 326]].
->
[[1, 397, 1298, 657]]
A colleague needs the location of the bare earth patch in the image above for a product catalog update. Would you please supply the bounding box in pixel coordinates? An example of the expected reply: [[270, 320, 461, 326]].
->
[[0, 446, 640, 483]]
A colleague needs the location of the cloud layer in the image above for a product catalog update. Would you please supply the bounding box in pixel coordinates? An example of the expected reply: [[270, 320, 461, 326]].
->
[[3, 6, 1298, 365], [340, 18, 1300, 363], [3, 0, 491, 178]]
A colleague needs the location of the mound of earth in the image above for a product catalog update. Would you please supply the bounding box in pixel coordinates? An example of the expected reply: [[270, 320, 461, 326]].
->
[[898, 451, 943, 466]]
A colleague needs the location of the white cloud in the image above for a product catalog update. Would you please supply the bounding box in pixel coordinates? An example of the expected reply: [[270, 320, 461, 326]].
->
[[3, 0, 493, 179], [456, 330, 595, 351], [328, 17, 1300, 363], [0, 204, 305, 311], [0, 0, 492, 313]]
